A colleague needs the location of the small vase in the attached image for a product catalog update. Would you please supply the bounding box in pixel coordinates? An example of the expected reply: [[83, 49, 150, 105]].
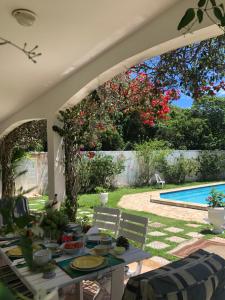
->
[[43, 270, 56, 279]]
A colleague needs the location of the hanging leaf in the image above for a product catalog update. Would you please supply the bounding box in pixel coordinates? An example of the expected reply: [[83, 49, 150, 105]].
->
[[210, 0, 217, 6], [213, 6, 224, 21], [198, 0, 207, 7], [197, 9, 204, 23], [219, 3, 225, 12], [221, 16, 225, 26], [178, 8, 196, 30]]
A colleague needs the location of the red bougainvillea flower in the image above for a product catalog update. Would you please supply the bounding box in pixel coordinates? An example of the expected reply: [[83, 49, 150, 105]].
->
[[87, 151, 95, 159]]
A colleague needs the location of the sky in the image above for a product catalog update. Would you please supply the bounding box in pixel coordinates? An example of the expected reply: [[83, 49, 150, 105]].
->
[[172, 89, 225, 109], [172, 94, 193, 108]]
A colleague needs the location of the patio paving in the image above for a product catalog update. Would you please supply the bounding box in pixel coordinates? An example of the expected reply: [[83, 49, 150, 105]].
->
[[118, 191, 208, 222], [170, 237, 225, 259]]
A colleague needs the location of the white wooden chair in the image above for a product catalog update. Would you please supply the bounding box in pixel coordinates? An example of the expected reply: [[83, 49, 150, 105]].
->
[[155, 173, 165, 188], [118, 212, 148, 277], [88, 207, 121, 299], [93, 206, 121, 237]]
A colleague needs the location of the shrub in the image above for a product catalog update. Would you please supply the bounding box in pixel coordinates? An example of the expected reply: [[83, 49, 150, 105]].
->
[[134, 140, 172, 186], [162, 154, 199, 184], [198, 151, 225, 180], [80, 153, 124, 192], [206, 189, 225, 207]]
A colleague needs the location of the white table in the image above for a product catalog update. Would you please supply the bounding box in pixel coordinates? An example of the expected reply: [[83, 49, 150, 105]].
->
[[0, 244, 151, 300]]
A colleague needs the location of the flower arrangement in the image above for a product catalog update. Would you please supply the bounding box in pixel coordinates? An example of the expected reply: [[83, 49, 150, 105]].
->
[[206, 189, 225, 208]]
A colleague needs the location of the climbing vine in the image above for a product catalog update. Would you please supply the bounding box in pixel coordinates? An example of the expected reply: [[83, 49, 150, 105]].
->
[[0, 120, 47, 197]]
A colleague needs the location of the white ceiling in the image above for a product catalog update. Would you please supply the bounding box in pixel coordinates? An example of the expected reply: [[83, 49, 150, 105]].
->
[[0, 0, 179, 123]]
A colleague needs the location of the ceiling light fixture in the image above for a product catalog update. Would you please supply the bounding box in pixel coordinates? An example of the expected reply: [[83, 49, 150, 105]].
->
[[12, 9, 36, 27]]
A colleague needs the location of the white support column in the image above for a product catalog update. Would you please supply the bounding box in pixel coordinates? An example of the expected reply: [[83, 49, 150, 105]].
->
[[47, 117, 65, 202]]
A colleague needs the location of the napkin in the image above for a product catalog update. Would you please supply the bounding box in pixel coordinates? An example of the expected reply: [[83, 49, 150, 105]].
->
[[86, 226, 99, 235]]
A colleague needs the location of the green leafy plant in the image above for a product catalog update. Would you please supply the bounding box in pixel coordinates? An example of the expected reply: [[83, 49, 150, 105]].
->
[[76, 215, 91, 233], [135, 140, 172, 186], [206, 188, 225, 207], [178, 0, 225, 33], [162, 155, 199, 184], [80, 154, 124, 193], [40, 210, 69, 240]]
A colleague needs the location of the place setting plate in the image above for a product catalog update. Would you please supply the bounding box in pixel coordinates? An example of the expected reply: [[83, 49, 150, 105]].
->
[[6, 246, 23, 259], [70, 255, 107, 271]]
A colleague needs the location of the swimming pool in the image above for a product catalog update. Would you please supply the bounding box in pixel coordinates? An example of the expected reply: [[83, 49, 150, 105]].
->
[[160, 184, 225, 205]]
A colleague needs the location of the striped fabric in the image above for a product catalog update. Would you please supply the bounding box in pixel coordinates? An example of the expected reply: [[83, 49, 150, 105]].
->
[[123, 250, 225, 300]]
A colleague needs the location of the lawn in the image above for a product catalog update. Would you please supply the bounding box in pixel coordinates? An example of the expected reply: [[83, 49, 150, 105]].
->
[[28, 181, 225, 261]]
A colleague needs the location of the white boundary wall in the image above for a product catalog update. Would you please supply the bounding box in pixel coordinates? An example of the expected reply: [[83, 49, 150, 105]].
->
[[0, 150, 205, 196]]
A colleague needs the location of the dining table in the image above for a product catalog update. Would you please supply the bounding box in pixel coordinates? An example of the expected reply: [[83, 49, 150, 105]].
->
[[0, 237, 151, 300]]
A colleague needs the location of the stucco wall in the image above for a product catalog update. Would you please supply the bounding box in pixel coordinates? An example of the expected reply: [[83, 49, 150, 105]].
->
[[0, 150, 208, 196]]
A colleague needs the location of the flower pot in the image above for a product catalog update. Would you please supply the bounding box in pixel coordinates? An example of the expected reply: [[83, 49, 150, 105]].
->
[[208, 207, 225, 234], [99, 192, 108, 206]]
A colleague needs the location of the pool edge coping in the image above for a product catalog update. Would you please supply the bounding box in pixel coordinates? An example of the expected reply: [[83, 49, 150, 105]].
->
[[150, 181, 225, 211]]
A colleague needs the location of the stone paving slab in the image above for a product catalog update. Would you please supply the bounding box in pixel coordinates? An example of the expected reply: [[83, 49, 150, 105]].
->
[[147, 241, 170, 249], [149, 222, 166, 228], [150, 256, 171, 266], [166, 236, 187, 243], [186, 232, 204, 238], [165, 227, 184, 233], [186, 223, 202, 228], [148, 231, 167, 237]]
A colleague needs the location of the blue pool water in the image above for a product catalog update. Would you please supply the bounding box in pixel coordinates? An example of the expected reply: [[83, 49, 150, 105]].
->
[[160, 184, 225, 205]]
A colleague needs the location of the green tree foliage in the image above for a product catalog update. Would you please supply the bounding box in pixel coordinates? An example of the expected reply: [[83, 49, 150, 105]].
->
[[198, 150, 225, 180], [158, 97, 225, 150], [131, 35, 225, 100], [135, 140, 172, 185]]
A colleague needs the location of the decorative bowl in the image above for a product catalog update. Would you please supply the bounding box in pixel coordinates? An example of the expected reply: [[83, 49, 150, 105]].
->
[[92, 245, 110, 256], [33, 249, 52, 266], [63, 241, 84, 255], [113, 246, 126, 255]]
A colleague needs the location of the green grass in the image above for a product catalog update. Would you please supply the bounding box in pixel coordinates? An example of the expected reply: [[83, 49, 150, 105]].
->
[[29, 181, 225, 261], [78, 181, 222, 209], [29, 195, 48, 211]]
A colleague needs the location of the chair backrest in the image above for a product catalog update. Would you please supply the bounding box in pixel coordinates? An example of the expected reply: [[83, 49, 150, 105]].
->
[[155, 173, 162, 183], [14, 196, 30, 217], [118, 212, 148, 249], [93, 206, 121, 237]]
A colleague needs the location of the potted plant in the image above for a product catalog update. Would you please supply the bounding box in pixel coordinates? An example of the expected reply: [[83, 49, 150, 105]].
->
[[207, 189, 225, 234], [95, 186, 108, 206]]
